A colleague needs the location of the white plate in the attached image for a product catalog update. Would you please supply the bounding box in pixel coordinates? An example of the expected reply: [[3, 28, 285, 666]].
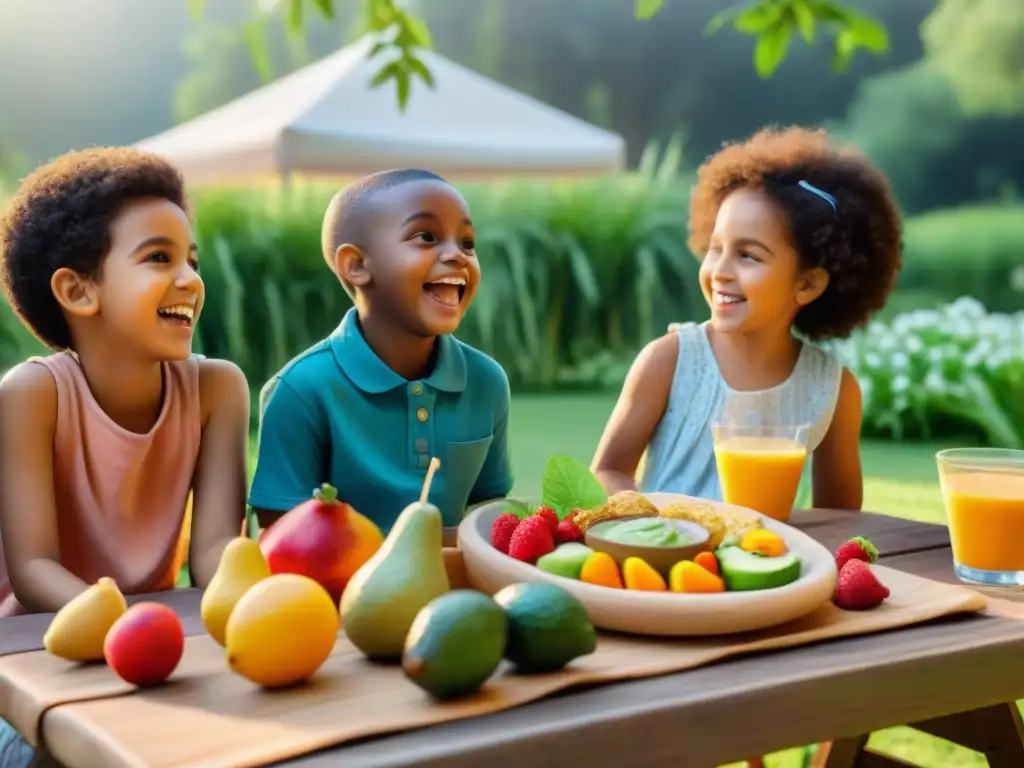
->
[[457, 492, 838, 636]]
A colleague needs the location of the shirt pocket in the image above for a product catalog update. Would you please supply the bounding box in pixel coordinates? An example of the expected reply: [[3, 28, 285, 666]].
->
[[440, 436, 494, 526]]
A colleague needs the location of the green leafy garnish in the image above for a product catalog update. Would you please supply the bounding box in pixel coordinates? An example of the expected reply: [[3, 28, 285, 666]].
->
[[500, 499, 536, 519], [541, 456, 608, 519]]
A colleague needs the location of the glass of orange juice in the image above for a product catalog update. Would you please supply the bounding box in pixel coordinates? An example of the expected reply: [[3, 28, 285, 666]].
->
[[711, 422, 811, 522], [937, 447, 1024, 587]]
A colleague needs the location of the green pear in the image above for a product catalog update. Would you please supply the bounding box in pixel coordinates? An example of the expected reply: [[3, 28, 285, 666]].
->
[[340, 457, 450, 661]]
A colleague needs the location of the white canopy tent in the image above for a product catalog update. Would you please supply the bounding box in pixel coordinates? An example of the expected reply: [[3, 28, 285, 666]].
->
[[135, 36, 626, 185]]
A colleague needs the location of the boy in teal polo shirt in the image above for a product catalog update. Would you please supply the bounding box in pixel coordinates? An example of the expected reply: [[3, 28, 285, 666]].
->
[[248, 169, 514, 533]]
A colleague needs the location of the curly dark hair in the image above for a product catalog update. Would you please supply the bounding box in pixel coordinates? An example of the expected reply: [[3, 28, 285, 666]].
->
[[0, 147, 187, 350], [688, 125, 903, 341]]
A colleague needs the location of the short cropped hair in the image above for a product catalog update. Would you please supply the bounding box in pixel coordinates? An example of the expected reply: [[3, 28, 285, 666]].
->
[[688, 126, 903, 341], [1, 147, 187, 350], [320, 168, 448, 297]]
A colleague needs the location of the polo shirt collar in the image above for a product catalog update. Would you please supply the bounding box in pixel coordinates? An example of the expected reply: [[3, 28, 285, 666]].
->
[[331, 307, 467, 394]]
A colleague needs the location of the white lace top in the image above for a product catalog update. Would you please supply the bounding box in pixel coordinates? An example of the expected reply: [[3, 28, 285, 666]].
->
[[638, 321, 843, 500]]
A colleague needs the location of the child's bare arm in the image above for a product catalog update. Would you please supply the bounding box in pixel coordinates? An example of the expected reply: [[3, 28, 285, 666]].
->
[[189, 359, 251, 588], [812, 367, 864, 511], [0, 363, 90, 612], [591, 334, 677, 494]]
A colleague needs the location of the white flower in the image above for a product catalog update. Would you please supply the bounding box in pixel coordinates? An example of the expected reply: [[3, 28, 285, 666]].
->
[[889, 351, 910, 371], [925, 370, 946, 392]]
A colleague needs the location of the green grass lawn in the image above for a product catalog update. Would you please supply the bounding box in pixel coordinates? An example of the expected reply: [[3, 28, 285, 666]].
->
[[238, 392, 987, 767], [506, 393, 951, 525]]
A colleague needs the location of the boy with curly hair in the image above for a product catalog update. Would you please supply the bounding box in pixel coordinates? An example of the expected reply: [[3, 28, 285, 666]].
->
[[591, 125, 903, 768]]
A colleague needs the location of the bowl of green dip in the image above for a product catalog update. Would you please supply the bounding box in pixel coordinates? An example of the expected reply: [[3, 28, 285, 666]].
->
[[584, 515, 711, 577]]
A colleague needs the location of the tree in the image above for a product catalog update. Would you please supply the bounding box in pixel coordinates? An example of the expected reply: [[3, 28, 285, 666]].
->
[[920, 0, 1024, 117], [189, 0, 890, 112]]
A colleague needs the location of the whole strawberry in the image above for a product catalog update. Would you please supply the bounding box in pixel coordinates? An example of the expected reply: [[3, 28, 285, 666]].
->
[[508, 516, 556, 563], [531, 506, 559, 533], [834, 535, 879, 571], [833, 559, 890, 610], [554, 518, 584, 544], [491, 513, 522, 554]]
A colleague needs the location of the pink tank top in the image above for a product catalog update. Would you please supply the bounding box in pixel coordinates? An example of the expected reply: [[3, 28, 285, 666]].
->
[[0, 352, 202, 617]]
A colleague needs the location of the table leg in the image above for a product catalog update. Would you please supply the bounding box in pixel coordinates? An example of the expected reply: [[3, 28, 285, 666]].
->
[[808, 702, 1024, 767], [914, 703, 1024, 767]]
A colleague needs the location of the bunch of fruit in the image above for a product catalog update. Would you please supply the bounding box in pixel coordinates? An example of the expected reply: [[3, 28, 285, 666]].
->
[[43, 578, 185, 688], [831, 536, 890, 610], [491, 506, 803, 594], [402, 581, 597, 701]]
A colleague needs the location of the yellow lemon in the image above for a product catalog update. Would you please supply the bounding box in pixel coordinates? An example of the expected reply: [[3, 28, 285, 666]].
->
[[225, 573, 339, 688]]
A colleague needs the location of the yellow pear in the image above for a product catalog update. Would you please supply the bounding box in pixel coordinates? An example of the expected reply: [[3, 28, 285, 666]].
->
[[225, 573, 338, 688], [201, 522, 272, 646], [43, 577, 127, 662]]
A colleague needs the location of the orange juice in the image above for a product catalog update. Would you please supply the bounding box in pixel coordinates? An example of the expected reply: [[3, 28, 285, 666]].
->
[[714, 436, 807, 521], [942, 471, 1024, 572]]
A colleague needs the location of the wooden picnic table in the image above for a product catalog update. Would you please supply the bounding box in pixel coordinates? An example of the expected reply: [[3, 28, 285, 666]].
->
[[3, 508, 1024, 768]]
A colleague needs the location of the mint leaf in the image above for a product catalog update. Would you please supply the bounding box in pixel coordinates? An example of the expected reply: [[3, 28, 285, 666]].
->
[[500, 499, 534, 519], [541, 456, 608, 519]]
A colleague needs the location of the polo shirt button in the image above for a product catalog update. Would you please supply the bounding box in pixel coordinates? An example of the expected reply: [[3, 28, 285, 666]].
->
[[417, 454, 431, 469], [415, 438, 429, 453], [411, 383, 423, 396], [416, 407, 429, 423]]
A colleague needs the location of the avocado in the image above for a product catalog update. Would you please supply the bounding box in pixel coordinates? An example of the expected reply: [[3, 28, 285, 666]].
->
[[492, 582, 597, 673], [402, 590, 508, 700], [716, 544, 802, 591], [536, 543, 594, 580]]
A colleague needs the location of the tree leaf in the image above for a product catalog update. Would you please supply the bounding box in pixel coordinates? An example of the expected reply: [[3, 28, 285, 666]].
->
[[635, 0, 666, 21], [830, 28, 855, 72], [398, 10, 434, 47], [704, 7, 739, 37], [369, 59, 400, 88], [736, 3, 784, 35], [805, 0, 848, 24], [792, 0, 816, 43], [186, 0, 206, 22], [541, 456, 608, 519], [244, 17, 275, 82], [310, 0, 335, 19], [395, 69, 411, 111], [286, 0, 303, 31], [753, 22, 792, 77], [369, 40, 390, 59], [408, 56, 435, 88], [365, 0, 397, 30], [846, 13, 889, 53]]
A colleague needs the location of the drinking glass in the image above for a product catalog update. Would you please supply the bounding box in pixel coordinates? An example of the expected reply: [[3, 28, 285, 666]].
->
[[936, 447, 1024, 587], [711, 422, 811, 522]]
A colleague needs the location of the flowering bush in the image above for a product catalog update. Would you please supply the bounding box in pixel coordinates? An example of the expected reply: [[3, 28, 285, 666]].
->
[[830, 298, 1024, 448]]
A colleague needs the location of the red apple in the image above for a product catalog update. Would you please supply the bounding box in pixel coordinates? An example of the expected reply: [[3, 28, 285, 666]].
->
[[103, 603, 184, 687]]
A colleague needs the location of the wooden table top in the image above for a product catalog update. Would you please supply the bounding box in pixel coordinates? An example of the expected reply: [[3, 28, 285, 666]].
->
[[4, 508, 1024, 767]]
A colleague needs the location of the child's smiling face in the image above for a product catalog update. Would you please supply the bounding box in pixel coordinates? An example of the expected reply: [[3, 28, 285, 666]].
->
[[699, 187, 827, 336], [357, 179, 480, 337], [60, 197, 204, 361]]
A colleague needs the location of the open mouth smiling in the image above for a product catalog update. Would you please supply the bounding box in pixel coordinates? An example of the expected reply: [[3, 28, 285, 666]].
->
[[157, 304, 195, 327], [713, 290, 746, 307], [424, 275, 466, 307]]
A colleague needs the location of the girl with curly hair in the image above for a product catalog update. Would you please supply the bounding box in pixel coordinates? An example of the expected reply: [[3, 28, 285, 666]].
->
[[591, 124, 904, 768]]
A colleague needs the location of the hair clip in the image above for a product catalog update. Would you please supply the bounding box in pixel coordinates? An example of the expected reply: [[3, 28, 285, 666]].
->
[[797, 180, 837, 212]]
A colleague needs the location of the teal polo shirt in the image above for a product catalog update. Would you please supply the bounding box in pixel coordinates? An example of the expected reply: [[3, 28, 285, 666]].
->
[[248, 307, 514, 532]]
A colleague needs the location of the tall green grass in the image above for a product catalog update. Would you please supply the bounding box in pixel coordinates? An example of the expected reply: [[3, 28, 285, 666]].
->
[[3, 180, 1024, 398]]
